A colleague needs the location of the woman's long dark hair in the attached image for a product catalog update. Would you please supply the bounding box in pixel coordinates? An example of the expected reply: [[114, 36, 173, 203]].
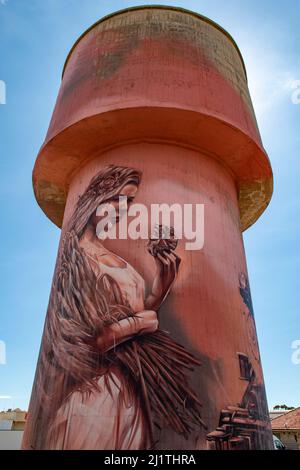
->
[[23, 165, 206, 450], [23, 165, 141, 449]]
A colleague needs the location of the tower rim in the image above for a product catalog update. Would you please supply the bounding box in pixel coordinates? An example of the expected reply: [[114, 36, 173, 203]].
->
[[61, 4, 248, 82]]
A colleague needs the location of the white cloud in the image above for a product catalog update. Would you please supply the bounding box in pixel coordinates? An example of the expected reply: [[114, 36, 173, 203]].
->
[[0, 396, 12, 399], [245, 50, 298, 123], [235, 22, 300, 132]]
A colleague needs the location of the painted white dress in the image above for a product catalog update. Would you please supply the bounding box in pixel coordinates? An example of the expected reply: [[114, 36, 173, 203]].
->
[[46, 248, 150, 450]]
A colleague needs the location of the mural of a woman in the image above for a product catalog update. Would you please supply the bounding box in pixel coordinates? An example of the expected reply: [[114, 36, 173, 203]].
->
[[22, 165, 206, 450]]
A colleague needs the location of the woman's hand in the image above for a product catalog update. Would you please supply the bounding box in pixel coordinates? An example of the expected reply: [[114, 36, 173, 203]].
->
[[135, 310, 159, 335], [96, 310, 158, 353], [145, 250, 181, 311]]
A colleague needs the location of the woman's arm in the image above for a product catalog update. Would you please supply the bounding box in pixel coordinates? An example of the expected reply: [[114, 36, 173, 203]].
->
[[96, 310, 158, 353], [145, 251, 181, 311]]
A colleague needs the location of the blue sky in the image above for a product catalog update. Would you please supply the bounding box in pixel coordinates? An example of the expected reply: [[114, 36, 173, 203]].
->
[[0, 0, 299, 411]]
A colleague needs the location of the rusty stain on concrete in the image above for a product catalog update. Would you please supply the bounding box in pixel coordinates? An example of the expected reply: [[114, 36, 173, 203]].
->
[[33, 6, 273, 232]]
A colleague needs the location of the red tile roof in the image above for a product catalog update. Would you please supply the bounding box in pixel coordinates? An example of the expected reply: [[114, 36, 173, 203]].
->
[[271, 407, 300, 430]]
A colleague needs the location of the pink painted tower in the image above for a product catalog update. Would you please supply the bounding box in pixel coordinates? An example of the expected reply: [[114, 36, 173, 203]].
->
[[23, 6, 273, 450]]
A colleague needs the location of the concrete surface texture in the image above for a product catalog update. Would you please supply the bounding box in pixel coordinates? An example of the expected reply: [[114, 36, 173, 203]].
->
[[24, 6, 274, 450]]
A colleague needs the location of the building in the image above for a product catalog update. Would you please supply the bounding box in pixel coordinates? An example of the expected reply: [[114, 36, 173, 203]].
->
[[0, 409, 26, 450], [23, 5, 274, 450], [272, 407, 300, 450], [269, 410, 288, 421]]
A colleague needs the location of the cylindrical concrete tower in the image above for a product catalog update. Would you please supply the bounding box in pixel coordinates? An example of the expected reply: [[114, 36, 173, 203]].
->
[[23, 6, 273, 450]]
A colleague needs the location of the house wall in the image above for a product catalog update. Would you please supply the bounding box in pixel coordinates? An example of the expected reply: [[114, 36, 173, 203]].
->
[[0, 431, 23, 450], [274, 431, 300, 450]]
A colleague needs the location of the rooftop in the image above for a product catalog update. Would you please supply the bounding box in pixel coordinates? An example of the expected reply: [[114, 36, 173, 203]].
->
[[271, 407, 300, 430]]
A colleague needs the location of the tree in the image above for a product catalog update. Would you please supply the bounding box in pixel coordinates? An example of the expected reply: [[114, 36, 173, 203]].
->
[[273, 404, 295, 411]]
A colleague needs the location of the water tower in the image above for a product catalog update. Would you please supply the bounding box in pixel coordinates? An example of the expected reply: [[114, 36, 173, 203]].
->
[[23, 6, 273, 450]]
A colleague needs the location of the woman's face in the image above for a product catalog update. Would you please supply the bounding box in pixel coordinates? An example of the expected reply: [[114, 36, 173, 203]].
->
[[109, 183, 138, 222], [91, 183, 138, 231]]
